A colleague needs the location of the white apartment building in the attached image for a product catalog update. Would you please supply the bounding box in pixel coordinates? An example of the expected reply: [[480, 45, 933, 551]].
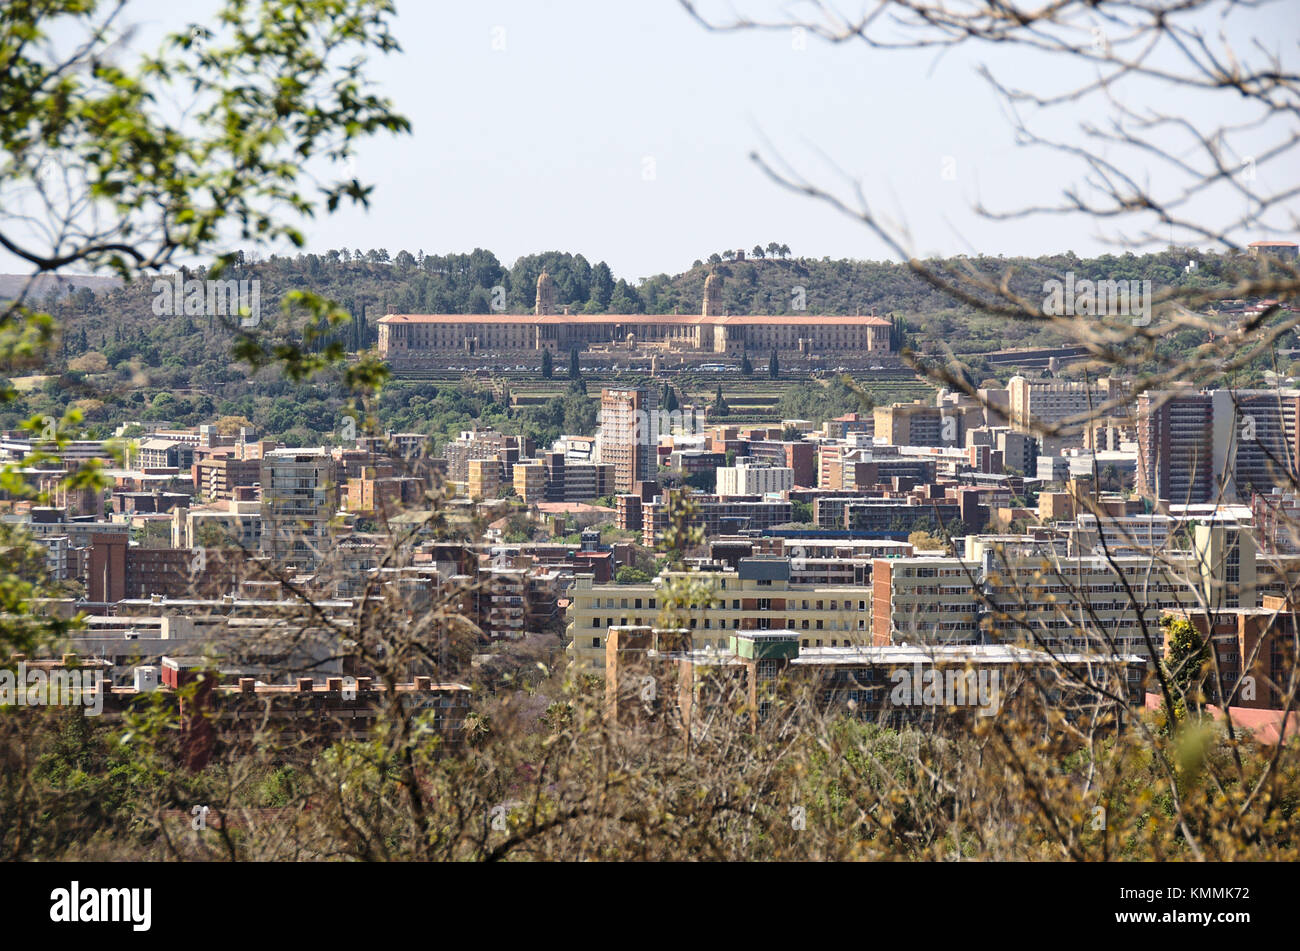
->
[[716, 461, 794, 497], [873, 548, 1207, 660], [37, 534, 70, 581]]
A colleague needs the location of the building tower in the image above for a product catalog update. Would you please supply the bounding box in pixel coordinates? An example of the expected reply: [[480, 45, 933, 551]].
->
[[535, 270, 556, 316], [260, 448, 337, 573], [599, 387, 661, 493], [702, 270, 723, 317]]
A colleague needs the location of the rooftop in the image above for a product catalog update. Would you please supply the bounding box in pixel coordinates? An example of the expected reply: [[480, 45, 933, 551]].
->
[[792, 644, 1147, 666]]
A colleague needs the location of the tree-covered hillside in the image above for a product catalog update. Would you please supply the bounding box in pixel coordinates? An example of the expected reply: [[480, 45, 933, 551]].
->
[[2, 245, 1289, 446]]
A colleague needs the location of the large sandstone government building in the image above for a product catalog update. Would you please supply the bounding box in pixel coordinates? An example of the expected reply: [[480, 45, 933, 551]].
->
[[378, 272, 893, 365]]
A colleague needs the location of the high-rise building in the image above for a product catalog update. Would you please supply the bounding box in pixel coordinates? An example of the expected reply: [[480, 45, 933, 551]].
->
[[599, 387, 660, 493], [260, 448, 337, 572], [1192, 519, 1257, 612], [442, 428, 508, 484], [1137, 388, 1300, 504], [1136, 389, 1217, 504], [1007, 376, 1129, 452], [467, 457, 503, 500], [1232, 390, 1300, 497], [873, 401, 951, 447]]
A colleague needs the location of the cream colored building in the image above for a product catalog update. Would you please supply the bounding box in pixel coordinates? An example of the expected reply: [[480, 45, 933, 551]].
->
[[1006, 376, 1130, 452], [467, 457, 503, 500], [1192, 520, 1257, 611], [377, 272, 893, 364], [513, 461, 546, 502], [565, 557, 873, 672]]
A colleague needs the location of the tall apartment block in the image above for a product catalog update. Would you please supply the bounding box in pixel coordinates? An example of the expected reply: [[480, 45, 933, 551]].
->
[[260, 448, 337, 572], [599, 387, 660, 493], [1007, 375, 1130, 452], [873, 401, 952, 447], [441, 429, 510, 482], [467, 457, 502, 500], [1137, 388, 1300, 504], [1136, 389, 1218, 504]]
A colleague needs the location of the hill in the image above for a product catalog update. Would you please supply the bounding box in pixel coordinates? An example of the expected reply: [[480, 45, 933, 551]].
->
[[0, 246, 1287, 446]]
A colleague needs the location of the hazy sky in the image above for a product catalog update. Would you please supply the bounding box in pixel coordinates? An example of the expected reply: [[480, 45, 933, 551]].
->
[[326, 0, 1090, 277], [17, 0, 1300, 281]]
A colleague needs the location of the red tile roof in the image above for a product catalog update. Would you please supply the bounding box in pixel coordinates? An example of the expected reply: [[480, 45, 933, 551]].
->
[[1144, 693, 1298, 745]]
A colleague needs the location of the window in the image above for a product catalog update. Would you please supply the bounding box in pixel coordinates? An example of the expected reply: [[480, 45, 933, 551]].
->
[[816, 620, 823, 630], [591, 637, 601, 648]]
